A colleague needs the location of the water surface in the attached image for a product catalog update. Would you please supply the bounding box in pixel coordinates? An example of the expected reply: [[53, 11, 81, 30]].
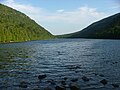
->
[[0, 39, 120, 90]]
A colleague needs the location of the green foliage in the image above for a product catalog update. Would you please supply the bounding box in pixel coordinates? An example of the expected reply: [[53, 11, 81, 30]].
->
[[57, 13, 120, 39], [0, 4, 54, 43]]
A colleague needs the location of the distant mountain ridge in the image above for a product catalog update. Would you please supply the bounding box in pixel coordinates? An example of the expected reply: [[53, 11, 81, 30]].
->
[[57, 13, 120, 39], [0, 4, 54, 43]]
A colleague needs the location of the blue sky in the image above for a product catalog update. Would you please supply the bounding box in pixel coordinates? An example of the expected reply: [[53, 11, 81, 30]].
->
[[1, 0, 120, 35]]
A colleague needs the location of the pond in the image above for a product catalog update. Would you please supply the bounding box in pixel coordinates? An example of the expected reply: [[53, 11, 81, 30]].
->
[[0, 39, 120, 90]]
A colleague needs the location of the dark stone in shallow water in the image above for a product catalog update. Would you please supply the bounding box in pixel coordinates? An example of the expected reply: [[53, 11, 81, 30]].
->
[[63, 77, 68, 81], [69, 83, 79, 90], [75, 71, 79, 73], [82, 76, 89, 81], [19, 81, 28, 88], [55, 86, 65, 90], [38, 74, 47, 80], [100, 79, 108, 85], [94, 73, 98, 76], [61, 80, 66, 85], [71, 78, 78, 82], [112, 84, 119, 88], [99, 74, 104, 77], [112, 62, 118, 64]]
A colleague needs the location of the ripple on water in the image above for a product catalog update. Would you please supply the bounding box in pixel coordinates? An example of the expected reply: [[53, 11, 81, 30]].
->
[[0, 39, 120, 90]]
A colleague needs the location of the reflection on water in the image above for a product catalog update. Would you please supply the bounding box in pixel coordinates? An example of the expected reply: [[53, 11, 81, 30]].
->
[[0, 39, 120, 90], [0, 45, 33, 78]]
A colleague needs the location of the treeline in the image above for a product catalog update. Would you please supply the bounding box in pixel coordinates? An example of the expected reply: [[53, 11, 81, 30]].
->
[[57, 13, 120, 39], [0, 4, 54, 43]]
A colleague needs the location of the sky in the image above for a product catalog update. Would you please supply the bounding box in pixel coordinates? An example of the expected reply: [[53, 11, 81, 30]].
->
[[0, 0, 120, 35]]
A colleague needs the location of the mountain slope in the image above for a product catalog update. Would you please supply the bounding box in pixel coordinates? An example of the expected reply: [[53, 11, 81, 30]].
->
[[58, 13, 120, 39], [0, 4, 54, 43]]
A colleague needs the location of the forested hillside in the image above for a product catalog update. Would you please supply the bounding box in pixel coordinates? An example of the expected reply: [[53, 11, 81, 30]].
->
[[58, 13, 120, 39], [0, 4, 54, 43]]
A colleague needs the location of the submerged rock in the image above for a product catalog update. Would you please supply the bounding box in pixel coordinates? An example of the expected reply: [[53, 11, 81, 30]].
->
[[99, 74, 104, 77], [38, 74, 47, 80], [69, 83, 79, 90], [61, 80, 66, 85], [71, 78, 78, 82], [19, 81, 28, 88], [63, 77, 68, 81], [57, 51, 64, 55], [75, 71, 79, 73], [94, 73, 98, 76], [112, 84, 119, 88], [82, 76, 89, 81], [100, 79, 108, 85], [112, 62, 118, 64]]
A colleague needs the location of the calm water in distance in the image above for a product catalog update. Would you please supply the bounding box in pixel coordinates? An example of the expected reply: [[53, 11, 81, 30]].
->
[[0, 39, 120, 90]]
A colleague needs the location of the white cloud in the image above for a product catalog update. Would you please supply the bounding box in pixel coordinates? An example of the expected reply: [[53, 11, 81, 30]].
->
[[2, 0, 108, 35], [6, 0, 14, 3], [2, 0, 44, 18], [39, 6, 106, 24]]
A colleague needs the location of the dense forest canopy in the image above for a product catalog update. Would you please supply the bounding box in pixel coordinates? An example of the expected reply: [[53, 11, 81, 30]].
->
[[0, 4, 54, 43]]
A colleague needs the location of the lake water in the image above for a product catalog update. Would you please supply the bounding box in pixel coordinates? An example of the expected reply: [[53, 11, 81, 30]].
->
[[0, 39, 120, 90]]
